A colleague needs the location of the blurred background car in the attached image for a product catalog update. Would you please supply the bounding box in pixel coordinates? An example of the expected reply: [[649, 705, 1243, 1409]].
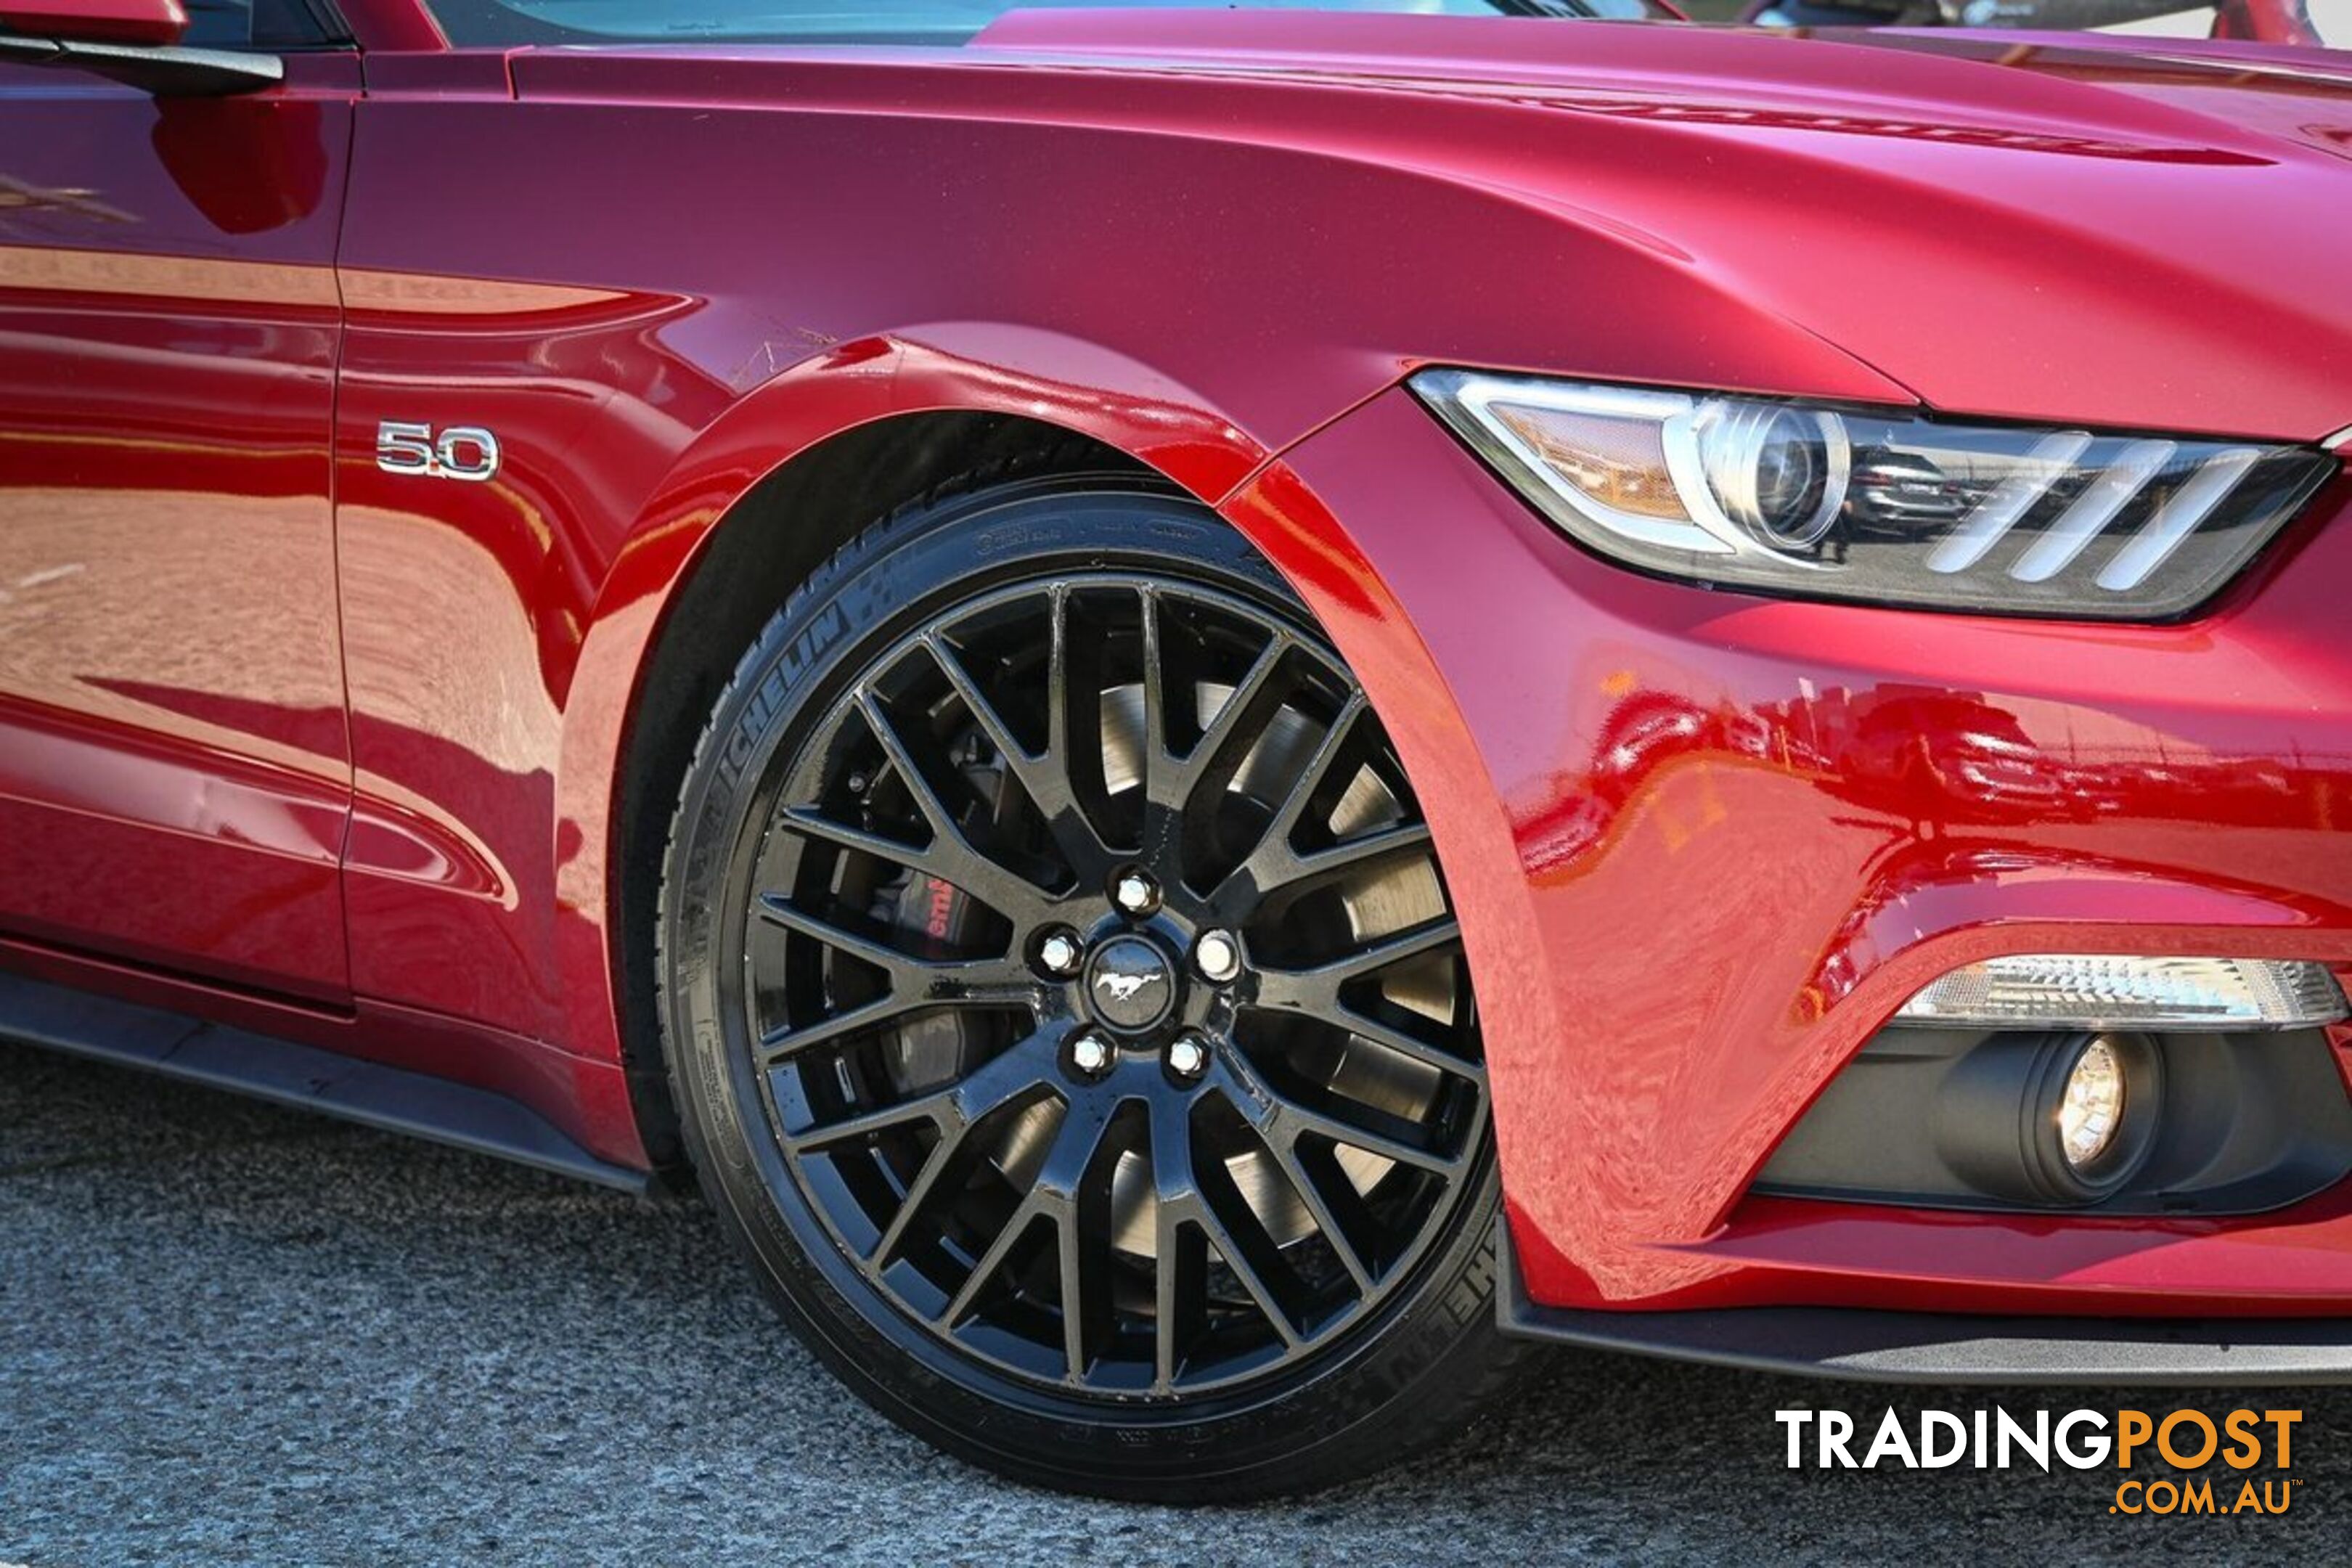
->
[[1728, 0, 2343, 46]]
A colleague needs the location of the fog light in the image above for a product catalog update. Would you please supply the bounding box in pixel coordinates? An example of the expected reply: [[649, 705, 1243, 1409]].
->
[[1895, 955, 2346, 1032], [2057, 1037, 2127, 1172], [2028, 1032, 2161, 1199], [1931, 1029, 2162, 1204]]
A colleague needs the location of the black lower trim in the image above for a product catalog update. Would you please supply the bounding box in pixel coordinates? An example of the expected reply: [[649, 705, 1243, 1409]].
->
[[1751, 1025, 2352, 1217], [1496, 1228, 2352, 1384], [0, 970, 650, 1194]]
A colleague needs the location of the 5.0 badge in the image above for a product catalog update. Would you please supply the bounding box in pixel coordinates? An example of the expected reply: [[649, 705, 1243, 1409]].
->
[[375, 420, 501, 483]]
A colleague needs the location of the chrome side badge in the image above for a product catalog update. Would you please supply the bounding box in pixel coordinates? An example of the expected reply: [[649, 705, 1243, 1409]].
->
[[375, 420, 501, 483]]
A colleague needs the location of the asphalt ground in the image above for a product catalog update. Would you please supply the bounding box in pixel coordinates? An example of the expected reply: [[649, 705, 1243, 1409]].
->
[[4, 1035, 2347, 1566]]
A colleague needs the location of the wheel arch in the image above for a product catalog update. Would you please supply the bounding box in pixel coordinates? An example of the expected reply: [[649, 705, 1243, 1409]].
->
[[559, 330, 1279, 1172]]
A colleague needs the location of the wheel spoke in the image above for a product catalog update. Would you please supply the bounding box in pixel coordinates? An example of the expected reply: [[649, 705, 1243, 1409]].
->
[[785, 1085, 945, 1151], [1143, 622, 1301, 885], [754, 893, 1037, 1000], [1219, 1048, 1463, 1179], [1217, 691, 1370, 905], [775, 804, 1048, 927], [924, 635, 1043, 797], [1153, 1207, 1201, 1392], [1281, 822, 1434, 889], [1252, 1124, 1376, 1294], [1244, 918, 1482, 1087], [934, 1091, 1116, 1357], [952, 1034, 1056, 1122], [848, 690, 1051, 917], [869, 1134, 957, 1265], [1136, 594, 1297, 798], [1055, 1214, 1088, 1381], [928, 611, 1115, 880], [1187, 633, 1291, 789], [754, 894, 922, 976], [1326, 1002, 1487, 1084], [1135, 587, 1188, 865], [1138, 586, 1173, 780], [784, 1026, 1050, 1152], [943, 1193, 1050, 1328], [1061, 1176, 1125, 1387], [1252, 914, 1461, 1000], [1146, 1094, 1203, 1390], [757, 990, 958, 1062], [773, 807, 931, 872], [1278, 1101, 1460, 1177], [1270, 690, 1366, 838], [1051, 587, 1124, 862], [1193, 1177, 1304, 1350]]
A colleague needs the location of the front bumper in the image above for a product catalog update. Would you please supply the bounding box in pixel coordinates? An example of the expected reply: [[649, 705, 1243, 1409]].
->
[[1496, 1231, 2352, 1384], [1222, 383, 2352, 1323]]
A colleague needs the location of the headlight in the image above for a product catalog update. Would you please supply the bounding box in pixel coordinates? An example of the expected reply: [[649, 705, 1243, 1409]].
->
[[1413, 369, 2337, 619]]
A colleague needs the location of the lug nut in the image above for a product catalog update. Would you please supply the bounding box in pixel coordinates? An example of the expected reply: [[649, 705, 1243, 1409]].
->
[[1193, 929, 1241, 984], [1112, 870, 1161, 917], [1037, 930, 1083, 977], [1167, 1034, 1209, 1079], [1069, 1032, 1114, 1079]]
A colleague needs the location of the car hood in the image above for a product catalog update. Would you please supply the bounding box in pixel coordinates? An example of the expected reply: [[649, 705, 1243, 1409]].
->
[[957, 11, 2352, 441], [972, 11, 2352, 169]]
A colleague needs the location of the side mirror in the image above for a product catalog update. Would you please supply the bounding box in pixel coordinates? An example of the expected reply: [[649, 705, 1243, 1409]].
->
[[0, 0, 284, 95]]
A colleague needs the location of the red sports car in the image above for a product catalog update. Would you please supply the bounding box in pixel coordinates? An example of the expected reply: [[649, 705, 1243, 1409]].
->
[[5, 0, 2351, 1502]]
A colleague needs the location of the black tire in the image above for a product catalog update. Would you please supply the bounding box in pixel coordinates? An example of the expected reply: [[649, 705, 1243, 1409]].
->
[[657, 469, 1528, 1500]]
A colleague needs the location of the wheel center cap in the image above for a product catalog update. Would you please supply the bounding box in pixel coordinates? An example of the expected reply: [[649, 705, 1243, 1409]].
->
[[1084, 936, 1176, 1032]]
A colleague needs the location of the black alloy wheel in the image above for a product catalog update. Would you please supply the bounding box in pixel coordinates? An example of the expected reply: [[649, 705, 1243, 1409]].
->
[[659, 469, 1527, 1499]]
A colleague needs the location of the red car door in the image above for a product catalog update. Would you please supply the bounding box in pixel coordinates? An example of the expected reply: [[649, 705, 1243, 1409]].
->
[[0, 11, 359, 1001]]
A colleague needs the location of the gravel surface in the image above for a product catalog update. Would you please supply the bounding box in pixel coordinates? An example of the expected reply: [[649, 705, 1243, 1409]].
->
[[4, 1037, 2345, 1566]]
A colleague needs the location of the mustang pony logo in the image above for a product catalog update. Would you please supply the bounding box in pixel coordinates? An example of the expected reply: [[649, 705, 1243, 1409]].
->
[[1095, 971, 1158, 1003]]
